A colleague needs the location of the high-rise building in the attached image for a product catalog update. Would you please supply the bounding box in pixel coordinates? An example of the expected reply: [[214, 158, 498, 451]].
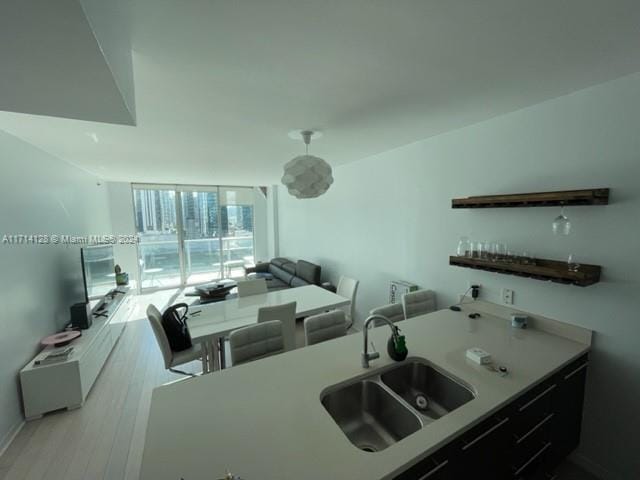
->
[[205, 192, 218, 236], [240, 205, 253, 232]]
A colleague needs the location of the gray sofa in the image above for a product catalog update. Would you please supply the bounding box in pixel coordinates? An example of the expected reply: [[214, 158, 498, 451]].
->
[[245, 257, 321, 291]]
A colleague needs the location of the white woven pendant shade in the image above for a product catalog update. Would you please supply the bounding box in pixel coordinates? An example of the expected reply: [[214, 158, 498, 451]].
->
[[281, 131, 333, 199]]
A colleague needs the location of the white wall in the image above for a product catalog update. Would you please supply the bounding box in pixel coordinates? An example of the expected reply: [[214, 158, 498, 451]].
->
[[277, 72, 640, 479], [0, 130, 112, 451]]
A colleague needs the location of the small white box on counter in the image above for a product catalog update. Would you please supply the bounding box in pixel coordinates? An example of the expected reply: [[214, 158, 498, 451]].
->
[[466, 347, 492, 365]]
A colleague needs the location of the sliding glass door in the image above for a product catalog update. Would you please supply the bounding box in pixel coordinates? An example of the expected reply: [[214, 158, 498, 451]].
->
[[219, 187, 255, 279], [132, 184, 255, 290], [180, 187, 223, 284], [133, 187, 182, 289]]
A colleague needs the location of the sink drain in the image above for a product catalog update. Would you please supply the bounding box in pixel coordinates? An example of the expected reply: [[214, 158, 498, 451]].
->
[[415, 394, 429, 410], [358, 444, 378, 453]]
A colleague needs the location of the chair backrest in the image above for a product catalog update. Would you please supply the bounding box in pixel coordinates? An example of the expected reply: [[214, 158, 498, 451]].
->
[[237, 278, 268, 297], [146, 304, 173, 369], [369, 303, 405, 326], [257, 301, 297, 351], [337, 276, 359, 321], [229, 320, 285, 366], [402, 289, 437, 319], [304, 310, 347, 346]]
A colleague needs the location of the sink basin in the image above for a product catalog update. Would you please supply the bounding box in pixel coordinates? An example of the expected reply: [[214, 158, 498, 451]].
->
[[321, 380, 421, 452], [321, 358, 475, 452], [381, 361, 474, 422]]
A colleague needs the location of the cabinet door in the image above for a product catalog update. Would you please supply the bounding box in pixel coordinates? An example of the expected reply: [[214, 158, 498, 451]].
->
[[454, 415, 512, 479], [551, 356, 588, 463], [393, 451, 452, 480]]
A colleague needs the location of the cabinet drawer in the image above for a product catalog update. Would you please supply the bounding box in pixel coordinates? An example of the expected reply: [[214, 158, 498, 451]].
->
[[460, 414, 511, 451], [456, 414, 511, 479], [513, 379, 557, 435], [79, 328, 113, 398], [512, 416, 553, 470], [557, 354, 589, 382], [394, 454, 451, 480], [512, 441, 552, 478]]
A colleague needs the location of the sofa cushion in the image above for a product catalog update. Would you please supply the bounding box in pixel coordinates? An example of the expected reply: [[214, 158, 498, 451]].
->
[[282, 262, 297, 275], [269, 264, 294, 285], [289, 276, 310, 288], [266, 278, 289, 290], [270, 257, 293, 268], [295, 260, 321, 285]]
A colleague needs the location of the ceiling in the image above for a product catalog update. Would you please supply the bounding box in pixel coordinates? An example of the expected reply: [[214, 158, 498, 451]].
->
[[0, 0, 135, 125], [1, 0, 639, 185]]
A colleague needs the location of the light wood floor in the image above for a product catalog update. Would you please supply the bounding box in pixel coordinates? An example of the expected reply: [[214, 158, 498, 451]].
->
[[0, 290, 200, 480]]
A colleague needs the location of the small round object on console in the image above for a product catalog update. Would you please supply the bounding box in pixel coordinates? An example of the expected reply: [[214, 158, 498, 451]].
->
[[41, 331, 81, 347]]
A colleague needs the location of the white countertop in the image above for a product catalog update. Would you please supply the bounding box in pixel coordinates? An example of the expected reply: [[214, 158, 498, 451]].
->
[[140, 305, 590, 480]]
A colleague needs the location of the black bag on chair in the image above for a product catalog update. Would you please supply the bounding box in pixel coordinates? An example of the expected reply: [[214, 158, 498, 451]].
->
[[161, 303, 192, 352]]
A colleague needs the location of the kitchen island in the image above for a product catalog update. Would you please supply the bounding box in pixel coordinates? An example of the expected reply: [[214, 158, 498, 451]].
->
[[140, 301, 591, 480]]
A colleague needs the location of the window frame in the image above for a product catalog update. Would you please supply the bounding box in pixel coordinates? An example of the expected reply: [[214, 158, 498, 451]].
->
[[131, 183, 256, 291]]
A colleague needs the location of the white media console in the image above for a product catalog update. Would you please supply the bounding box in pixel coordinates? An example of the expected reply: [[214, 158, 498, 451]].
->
[[19, 287, 135, 420]]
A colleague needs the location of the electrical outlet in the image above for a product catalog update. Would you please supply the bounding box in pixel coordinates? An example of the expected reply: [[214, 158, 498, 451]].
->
[[502, 288, 514, 305]]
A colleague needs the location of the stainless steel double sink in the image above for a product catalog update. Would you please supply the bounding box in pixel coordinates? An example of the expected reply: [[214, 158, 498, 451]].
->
[[320, 358, 475, 452]]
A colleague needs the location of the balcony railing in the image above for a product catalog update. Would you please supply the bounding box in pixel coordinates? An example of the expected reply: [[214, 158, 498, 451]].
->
[[138, 235, 254, 289]]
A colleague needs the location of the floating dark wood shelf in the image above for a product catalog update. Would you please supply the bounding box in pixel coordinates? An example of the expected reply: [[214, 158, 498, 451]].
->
[[451, 188, 609, 209], [449, 255, 601, 287]]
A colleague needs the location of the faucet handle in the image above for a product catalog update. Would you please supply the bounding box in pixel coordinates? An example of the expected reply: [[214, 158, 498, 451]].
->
[[368, 342, 380, 362]]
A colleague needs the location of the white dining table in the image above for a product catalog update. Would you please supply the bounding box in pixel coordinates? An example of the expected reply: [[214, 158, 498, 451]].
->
[[187, 285, 350, 373]]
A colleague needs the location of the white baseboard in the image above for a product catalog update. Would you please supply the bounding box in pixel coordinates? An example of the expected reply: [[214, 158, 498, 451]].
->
[[570, 451, 619, 480], [0, 419, 25, 459]]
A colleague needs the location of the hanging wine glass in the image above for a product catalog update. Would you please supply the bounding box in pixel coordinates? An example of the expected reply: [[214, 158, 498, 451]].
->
[[552, 207, 571, 235]]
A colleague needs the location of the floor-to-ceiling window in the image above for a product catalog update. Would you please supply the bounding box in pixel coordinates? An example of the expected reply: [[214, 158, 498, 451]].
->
[[132, 184, 255, 290]]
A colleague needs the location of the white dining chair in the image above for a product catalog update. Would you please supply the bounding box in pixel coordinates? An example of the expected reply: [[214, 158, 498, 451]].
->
[[402, 289, 437, 319], [237, 278, 268, 297], [337, 276, 359, 328], [229, 320, 285, 366], [304, 310, 348, 346], [146, 304, 201, 376], [369, 302, 405, 326], [257, 301, 297, 351]]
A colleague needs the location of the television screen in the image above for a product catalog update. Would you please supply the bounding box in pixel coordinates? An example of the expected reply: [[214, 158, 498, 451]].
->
[[81, 245, 116, 299]]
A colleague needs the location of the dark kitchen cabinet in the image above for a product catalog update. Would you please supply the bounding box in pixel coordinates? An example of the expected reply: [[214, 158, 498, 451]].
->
[[549, 355, 589, 465], [393, 450, 452, 480], [454, 413, 512, 479], [393, 354, 588, 480]]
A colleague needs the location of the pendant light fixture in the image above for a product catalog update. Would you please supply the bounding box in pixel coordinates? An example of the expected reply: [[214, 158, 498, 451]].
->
[[281, 130, 333, 199]]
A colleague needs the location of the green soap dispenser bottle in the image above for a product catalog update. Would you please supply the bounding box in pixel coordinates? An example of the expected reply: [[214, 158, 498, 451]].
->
[[387, 332, 408, 361]]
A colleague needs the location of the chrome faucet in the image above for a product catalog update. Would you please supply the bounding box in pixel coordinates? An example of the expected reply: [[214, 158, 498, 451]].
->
[[362, 314, 401, 368]]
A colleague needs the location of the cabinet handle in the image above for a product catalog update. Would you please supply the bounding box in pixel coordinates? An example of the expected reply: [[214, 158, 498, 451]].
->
[[417, 459, 449, 479], [515, 413, 554, 444], [461, 417, 510, 451], [564, 362, 588, 380], [514, 442, 552, 476], [518, 384, 556, 412]]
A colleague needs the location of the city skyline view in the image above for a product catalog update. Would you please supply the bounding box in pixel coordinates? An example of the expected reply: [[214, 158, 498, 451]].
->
[[132, 186, 255, 288]]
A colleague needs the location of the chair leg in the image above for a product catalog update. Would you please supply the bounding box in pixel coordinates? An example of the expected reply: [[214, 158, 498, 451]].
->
[[169, 368, 198, 377]]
